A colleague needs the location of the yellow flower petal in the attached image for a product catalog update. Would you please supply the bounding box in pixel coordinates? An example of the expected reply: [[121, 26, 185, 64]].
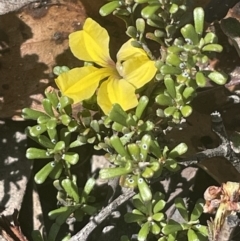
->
[[55, 66, 112, 103], [97, 80, 113, 114], [69, 18, 113, 67], [117, 39, 147, 62], [98, 77, 138, 114], [122, 56, 157, 88]]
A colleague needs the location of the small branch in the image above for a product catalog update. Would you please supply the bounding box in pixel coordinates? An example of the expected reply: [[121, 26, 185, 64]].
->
[[69, 188, 136, 241]]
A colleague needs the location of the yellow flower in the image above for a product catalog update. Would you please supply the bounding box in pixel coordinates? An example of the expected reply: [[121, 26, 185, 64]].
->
[[55, 18, 157, 114]]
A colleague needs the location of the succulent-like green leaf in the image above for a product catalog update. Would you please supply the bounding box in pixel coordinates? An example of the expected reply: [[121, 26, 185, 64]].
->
[[135, 96, 149, 119], [202, 44, 223, 52], [42, 99, 55, 117], [141, 4, 161, 19], [22, 108, 48, 120], [162, 219, 183, 235], [169, 143, 188, 158], [124, 212, 146, 223], [34, 162, 56, 184], [48, 162, 63, 180], [138, 178, 152, 202], [160, 65, 182, 75], [100, 167, 131, 179], [62, 152, 79, 165], [164, 76, 176, 99], [110, 135, 131, 159], [138, 222, 150, 241], [194, 7, 204, 36], [208, 71, 228, 85], [180, 105, 192, 117], [31, 230, 44, 241], [181, 24, 199, 45], [61, 178, 79, 203], [109, 104, 128, 126], [190, 199, 204, 221], [196, 71, 207, 87], [155, 94, 173, 106], [26, 148, 52, 159], [136, 18, 145, 34], [174, 197, 188, 222], [153, 199, 166, 213], [99, 1, 122, 16], [152, 213, 164, 222], [204, 32, 218, 44], [140, 134, 152, 161], [187, 229, 199, 241]]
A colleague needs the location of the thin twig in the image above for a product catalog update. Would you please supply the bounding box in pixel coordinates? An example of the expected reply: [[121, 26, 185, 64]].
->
[[69, 189, 136, 241]]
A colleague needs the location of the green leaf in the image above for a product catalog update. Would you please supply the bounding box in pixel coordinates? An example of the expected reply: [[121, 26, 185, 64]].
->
[[204, 32, 218, 44], [141, 4, 161, 19], [142, 167, 154, 179], [180, 105, 192, 117], [109, 104, 128, 126], [110, 135, 131, 159], [150, 221, 161, 234], [155, 94, 173, 106], [62, 152, 79, 165], [153, 199, 166, 213], [61, 178, 79, 203], [100, 167, 131, 179], [208, 71, 228, 85], [127, 143, 141, 162], [164, 76, 176, 99], [138, 178, 152, 202], [31, 230, 44, 241], [181, 24, 199, 45], [183, 87, 195, 100], [124, 212, 146, 223], [174, 197, 188, 222], [160, 65, 182, 75], [162, 219, 183, 235], [22, 108, 48, 120], [136, 18, 145, 34], [126, 26, 138, 38], [138, 222, 150, 241], [140, 134, 152, 162], [48, 162, 63, 179], [135, 96, 149, 119], [152, 213, 164, 222], [187, 229, 199, 241], [26, 148, 52, 159], [42, 98, 55, 117], [34, 162, 56, 184], [196, 72, 207, 87], [169, 143, 188, 158], [202, 44, 223, 52], [194, 7, 204, 36], [30, 124, 47, 137], [190, 199, 204, 221], [166, 54, 181, 67], [192, 224, 208, 236], [164, 106, 177, 117], [99, 1, 122, 16]]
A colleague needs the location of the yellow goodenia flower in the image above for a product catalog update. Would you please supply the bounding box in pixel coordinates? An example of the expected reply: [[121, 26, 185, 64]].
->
[[55, 18, 157, 114]]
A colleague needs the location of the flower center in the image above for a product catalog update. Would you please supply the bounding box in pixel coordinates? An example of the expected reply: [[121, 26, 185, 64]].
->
[[116, 62, 124, 77]]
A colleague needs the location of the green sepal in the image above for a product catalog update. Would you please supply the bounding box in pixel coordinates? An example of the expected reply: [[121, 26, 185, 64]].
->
[[99, 1, 122, 17], [136, 18, 145, 34], [61, 178, 79, 203], [34, 162, 56, 184], [29, 124, 47, 137], [155, 94, 173, 106], [138, 178, 152, 202], [26, 147, 52, 159], [109, 104, 128, 126], [60, 114, 71, 126], [204, 32, 218, 44], [138, 222, 150, 241], [100, 166, 131, 179], [164, 76, 176, 99], [31, 230, 44, 241], [62, 152, 79, 165], [48, 162, 63, 179], [150, 221, 161, 234], [194, 7, 204, 36], [45, 86, 59, 110], [207, 71, 228, 85], [180, 105, 192, 117], [141, 4, 161, 19], [135, 96, 149, 119], [160, 65, 182, 75], [162, 219, 183, 235], [110, 135, 131, 159], [181, 24, 199, 45], [202, 44, 223, 52], [166, 54, 181, 67], [140, 134, 152, 161], [196, 71, 207, 87], [42, 98, 55, 117], [190, 199, 204, 221], [124, 212, 146, 223], [169, 143, 188, 158]]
